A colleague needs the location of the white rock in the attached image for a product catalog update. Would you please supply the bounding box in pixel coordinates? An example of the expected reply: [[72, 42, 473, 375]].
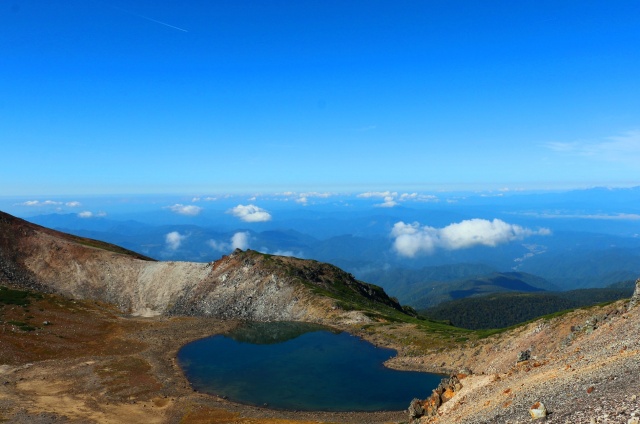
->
[[529, 401, 547, 419]]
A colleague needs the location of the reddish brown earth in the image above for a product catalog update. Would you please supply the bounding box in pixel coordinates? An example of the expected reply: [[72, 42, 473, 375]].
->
[[0, 291, 406, 423]]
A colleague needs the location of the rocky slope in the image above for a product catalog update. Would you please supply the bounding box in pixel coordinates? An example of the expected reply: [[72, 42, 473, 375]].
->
[[398, 279, 640, 423], [0, 211, 403, 324]]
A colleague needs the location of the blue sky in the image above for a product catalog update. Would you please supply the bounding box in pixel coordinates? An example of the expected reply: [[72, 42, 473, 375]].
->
[[2, 0, 639, 196]]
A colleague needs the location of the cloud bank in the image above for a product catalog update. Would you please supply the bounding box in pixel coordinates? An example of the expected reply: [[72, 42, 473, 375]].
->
[[77, 210, 106, 219], [228, 204, 272, 222], [17, 200, 82, 207], [357, 191, 438, 207], [166, 204, 202, 216], [391, 218, 551, 257]]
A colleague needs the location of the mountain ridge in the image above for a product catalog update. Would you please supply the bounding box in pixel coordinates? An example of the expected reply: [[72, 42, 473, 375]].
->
[[0, 210, 405, 324]]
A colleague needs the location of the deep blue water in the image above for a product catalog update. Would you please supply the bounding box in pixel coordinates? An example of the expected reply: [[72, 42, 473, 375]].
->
[[177, 322, 442, 411]]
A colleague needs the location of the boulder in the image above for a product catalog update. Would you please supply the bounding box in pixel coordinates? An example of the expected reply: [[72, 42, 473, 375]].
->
[[517, 349, 531, 362], [529, 401, 547, 419], [408, 398, 425, 419]]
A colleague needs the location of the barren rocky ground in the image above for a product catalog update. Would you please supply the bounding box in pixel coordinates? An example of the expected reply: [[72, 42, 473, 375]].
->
[[1, 287, 638, 423], [0, 291, 406, 423], [388, 296, 640, 423]]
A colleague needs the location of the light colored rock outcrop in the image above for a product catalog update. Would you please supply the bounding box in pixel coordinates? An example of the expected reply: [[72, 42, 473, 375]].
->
[[628, 278, 640, 311]]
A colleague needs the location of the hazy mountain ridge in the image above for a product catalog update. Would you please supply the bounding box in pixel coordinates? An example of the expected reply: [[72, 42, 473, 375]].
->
[[361, 269, 557, 309]]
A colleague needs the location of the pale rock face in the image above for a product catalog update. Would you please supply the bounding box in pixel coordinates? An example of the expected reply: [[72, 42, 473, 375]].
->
[[628, 278, 640, 311]]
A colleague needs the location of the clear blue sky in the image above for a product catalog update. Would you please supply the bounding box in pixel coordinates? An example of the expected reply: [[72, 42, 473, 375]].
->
[[2, 0, 639, 195]]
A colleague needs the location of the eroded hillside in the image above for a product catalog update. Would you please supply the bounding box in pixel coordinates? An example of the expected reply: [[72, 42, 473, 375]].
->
[[0, 211, 404, 325]]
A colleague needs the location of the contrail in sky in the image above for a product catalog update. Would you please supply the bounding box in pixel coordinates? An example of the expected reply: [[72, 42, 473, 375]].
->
[[96, 1, 188, 32], [129, 12, 188, 32]]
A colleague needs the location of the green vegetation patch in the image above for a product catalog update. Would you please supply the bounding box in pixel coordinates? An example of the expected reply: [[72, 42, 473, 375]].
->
[[7, 320, 36, 331], [0, 286, 42, 306]]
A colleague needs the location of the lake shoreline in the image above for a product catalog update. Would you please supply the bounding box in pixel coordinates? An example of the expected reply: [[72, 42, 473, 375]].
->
[[1, 305, 414, 423], [160, 316, 413, 422], [176, 321, 441, 413]]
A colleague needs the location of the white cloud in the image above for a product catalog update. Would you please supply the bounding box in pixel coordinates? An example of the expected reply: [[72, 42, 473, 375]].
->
[[66, 201, 81, 207], [545, 130, 640, 163], [358, 191, 438, 207], [301, 191, 332, 198], [208, 231, 252, 253], [17, 200, 62, 207], [166, 204, 203, 216], [391, 219, 551, 257], [358, 191, 396, 198], [399, 193, 417, 200], [228, 204, 272, 222], [273, 191, 333, 205], [165, 231, 186, 250], [391, 222, 440, 256], [294, 192, 333, 205], [375, 196, 398, 208], [77, 210, 106, 219], [231, 231, 250, 250]]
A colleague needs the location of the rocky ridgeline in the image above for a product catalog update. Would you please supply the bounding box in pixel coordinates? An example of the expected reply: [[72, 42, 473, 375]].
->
[[0, 211, 405, 324]]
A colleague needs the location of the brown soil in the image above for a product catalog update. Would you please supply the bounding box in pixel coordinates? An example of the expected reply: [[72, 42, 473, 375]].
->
[[2, 291, 639, 423], [0, 292, 406, 423]]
